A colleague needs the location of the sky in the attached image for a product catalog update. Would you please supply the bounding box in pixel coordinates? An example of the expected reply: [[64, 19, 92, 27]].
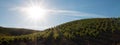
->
[[0, 0, 120, 30]]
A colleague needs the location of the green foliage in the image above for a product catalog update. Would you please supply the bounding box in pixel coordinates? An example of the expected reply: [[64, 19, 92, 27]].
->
[[0, 18, 120, 45]]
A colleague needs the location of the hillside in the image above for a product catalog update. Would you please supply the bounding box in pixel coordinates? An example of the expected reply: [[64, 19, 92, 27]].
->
[[0, 18, 120, 45], [0, 27, 39, 36]]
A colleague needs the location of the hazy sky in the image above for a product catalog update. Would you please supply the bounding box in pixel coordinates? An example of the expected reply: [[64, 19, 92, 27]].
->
[[0, 0, 120, 30]]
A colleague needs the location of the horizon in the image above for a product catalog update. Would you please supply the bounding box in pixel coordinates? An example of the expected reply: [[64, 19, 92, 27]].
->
[[0, 0, 120, 30]]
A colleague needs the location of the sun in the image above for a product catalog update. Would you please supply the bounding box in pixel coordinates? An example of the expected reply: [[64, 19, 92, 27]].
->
[[23, 5, 48, 20]]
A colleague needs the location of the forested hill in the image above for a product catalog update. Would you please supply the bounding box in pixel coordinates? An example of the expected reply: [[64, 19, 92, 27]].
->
[[0, 18, 120, 45], [0, 27, 39, 36]]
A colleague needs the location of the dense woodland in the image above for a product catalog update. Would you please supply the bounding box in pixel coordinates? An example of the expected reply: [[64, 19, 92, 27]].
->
[[0, 18, 120, 45]]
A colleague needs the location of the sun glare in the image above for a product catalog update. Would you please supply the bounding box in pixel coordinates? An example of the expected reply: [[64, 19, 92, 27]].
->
[[15, 0, 51, 30], [23, 6, 48, 20]]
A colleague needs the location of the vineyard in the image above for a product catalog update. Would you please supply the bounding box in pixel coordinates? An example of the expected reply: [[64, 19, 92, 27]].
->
[[0, 18, 120, 45]]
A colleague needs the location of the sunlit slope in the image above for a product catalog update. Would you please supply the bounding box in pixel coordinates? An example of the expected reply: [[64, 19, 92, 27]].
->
[[44, 18, 120, 45], [0, 27, 39, 36], [0, 18, 120, 45]]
